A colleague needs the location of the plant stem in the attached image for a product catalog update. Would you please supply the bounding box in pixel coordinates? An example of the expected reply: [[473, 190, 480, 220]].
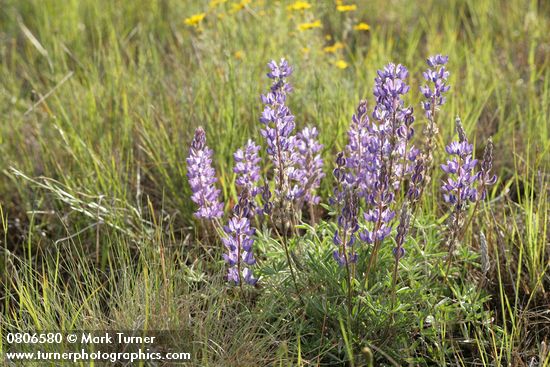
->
[[283, 234, 302, 305], [341, 230, 353, 322], [390, 255, 399, 312], [237, 233, 244, 293], [278, 219, 303, 306], [364, 196, 385, 289]]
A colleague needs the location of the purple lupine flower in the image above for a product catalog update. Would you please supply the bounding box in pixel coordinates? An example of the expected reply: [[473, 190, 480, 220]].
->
[[477, 137, 497, 200], [421, 54, 450, 120], [267, 59, 293, 85], [186, 127, 224, 219], [296, 126, 325, 205], [441, 117, 479, 205], [416, 55, 451, 202], [331, 151, 355, 207], [234, 140, 262, 196], [331, 151, 359, 266], [393, 204, 411, 260], [222, 194, 258, 286], [345, 100, 378, 196], [333, 189, 359, 266], [371, 63, 416, 191], [261, 182, 273, 215], [260, 59, 302, 203], [359, 166, 395, 245], [234, 140, 262, 216], [372, 64, 409, 119], [407, 157, 425, 202], [357, 63, 413, 256]]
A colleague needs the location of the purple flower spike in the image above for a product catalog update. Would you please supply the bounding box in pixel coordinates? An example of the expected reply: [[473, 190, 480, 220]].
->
[[407, 157, 425, 201], [393, 205, 411, 260], [260, 59, 302, 205], [421, 55, 450, 119], [370, 62, 417, 192], [373, 63, 410, 122], [222, 194, 258, 286], [332, 191, 359, 266], [296, 126, 325, 205], [441, 117, 479, 206], [234, 139, 262, 217], [477, 137, 497, 200], [267, 59, 293, 81], [234, 140, 262, 196], [345, 100, 377, 195], [427, 54, 449, 67], [186, 127, 224, 220]]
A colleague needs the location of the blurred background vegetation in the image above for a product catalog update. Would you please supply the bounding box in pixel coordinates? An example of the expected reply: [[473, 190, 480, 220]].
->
[[0, 0, 549, 365]]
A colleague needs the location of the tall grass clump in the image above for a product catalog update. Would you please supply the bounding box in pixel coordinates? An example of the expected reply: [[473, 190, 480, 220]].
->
[[1, 0, 549, 366]]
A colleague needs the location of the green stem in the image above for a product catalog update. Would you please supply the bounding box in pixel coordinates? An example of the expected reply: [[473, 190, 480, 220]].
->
[[341, 230, 353, 323]]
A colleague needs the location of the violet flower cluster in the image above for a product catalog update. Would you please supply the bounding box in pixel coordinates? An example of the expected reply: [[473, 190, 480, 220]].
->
[[184, 55, 499, 290], [332, 153, 359, 265], [234, 139, 262, 215], [186, 60, 328, 286], [419, 55, 451, 194], [421, 55, 451, 119], [478, 138, 497, 200], [329, 62, 419, 267], [222, 194, 258, 286], [296, 126, 325, 205], [370, 62, 416, 194], [260, 59, 303, 203], [440, 117, 497, 254], [441, 118, 479, 207], [359, 64, 415, 256], [344, 100, 373, 196], [186, 127, 259, 286], [260, 59, 326, 228], [393, 204, 411, 260], [333, 193, 359, 266], [186, 127, 224, 219]]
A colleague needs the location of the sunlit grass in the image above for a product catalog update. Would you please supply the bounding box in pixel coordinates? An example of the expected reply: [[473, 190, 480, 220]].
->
[[1, 0, 549, 365]]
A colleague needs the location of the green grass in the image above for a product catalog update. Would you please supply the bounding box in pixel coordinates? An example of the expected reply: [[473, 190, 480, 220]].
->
[[1, 0, 549, 365]]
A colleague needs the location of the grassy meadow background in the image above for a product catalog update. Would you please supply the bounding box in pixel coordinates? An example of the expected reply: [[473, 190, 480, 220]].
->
[[1, 0, 549, 365]]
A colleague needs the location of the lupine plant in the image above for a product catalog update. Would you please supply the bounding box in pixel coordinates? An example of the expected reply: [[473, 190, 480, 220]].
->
[[441, 117, 497, 275], [233, 139, 262, 216], [185, 56, 497, 311], [186, 127, 224, 220], [295, 126, 325, 220], [259, 58, 302, 228], [418, 55, 451, 201]]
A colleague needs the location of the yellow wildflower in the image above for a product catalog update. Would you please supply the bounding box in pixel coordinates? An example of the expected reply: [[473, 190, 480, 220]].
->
[[301, 47, 310, 54], [231, 0, 251, 13], [234, 50, 244, 59], [333, 60, 349, 69], [336, 4, 357, 12], [287, 1, 311, 11], [209, 0, 227, 8], [184, 13, 206, 27], [297, 20, 322, 31], [325, 34, 332, 41], [354, 22, 370, 31], [323, 42, 344, 53]]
